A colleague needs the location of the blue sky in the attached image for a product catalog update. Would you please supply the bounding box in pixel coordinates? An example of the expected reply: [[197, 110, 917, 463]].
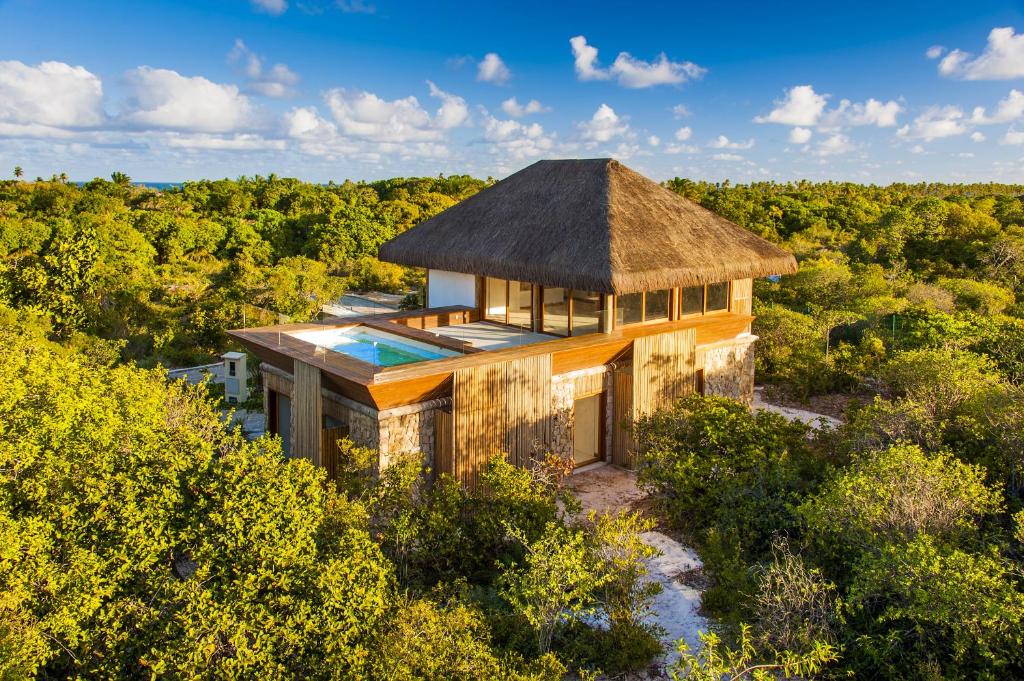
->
[[2, 0, 1024, 183]]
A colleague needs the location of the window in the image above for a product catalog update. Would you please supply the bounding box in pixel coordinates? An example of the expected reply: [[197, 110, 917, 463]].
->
[[570, 290, 602, 335], [228, 361, 236, 377], [485, 278, 534, 328], [616, 289, 671, 326], [485, 277, 507, 323], [644, 289, 671, 322], [677, 282, 731, 317], [680, 286, 704, 316], [706, 282, 730, 312], [508, 281, 533, 328], [616, 293, 644, 326], [542, 287, 570, 336]]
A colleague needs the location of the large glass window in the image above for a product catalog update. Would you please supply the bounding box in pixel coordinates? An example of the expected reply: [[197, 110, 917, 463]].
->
[[571, 290, 602, 335], [485, 277, 506, 323], [644, 289, 671, 322], [542, 287, 570, 336], [508, 281, 532, 328], [616, 293, 644, 326], [680, 286, 704, 316], [706, 282, 730, 312]]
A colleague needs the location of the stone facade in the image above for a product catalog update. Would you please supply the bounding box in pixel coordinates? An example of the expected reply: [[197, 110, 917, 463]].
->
[[550, 366, 614, 462], [700, 334, 757, 404], [377, 408, 435, 469]]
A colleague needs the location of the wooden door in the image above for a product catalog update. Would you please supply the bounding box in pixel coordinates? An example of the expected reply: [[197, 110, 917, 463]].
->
[[573, 393, 603, 466]]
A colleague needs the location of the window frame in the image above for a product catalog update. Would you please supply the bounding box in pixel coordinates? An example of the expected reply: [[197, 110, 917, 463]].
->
[[538, 286, 606, 337], [483, 277, 534, 329], [676, 281, 732, 318], [613, 289, 674, 327]]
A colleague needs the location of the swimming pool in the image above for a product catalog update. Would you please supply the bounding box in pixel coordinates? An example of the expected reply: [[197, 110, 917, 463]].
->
[[289, 326, 459, 367]]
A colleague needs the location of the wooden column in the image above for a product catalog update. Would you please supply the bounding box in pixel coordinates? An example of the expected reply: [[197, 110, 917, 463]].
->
[[292, 360, 323, 466]]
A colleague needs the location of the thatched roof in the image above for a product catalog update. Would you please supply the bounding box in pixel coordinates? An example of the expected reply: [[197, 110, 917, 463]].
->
[[378, 158, 797, 294]]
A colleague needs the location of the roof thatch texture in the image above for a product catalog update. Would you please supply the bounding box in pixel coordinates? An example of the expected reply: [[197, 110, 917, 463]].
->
[[378, 158, 797, 294]]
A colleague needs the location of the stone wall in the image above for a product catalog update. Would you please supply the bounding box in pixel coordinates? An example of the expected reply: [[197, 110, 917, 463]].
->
[[377, 408, 435, 469], [700, 334, 757, 404], [550, 366, 614, 462]]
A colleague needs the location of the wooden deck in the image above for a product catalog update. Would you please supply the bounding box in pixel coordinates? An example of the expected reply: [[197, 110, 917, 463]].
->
[[229, 305, 753, 410]]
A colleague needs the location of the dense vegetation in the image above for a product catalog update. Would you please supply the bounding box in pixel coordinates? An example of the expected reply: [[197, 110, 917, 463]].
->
[[0, 173, 488, 367], [0, 309, 668, 678], [4, 171, 1024, 678]]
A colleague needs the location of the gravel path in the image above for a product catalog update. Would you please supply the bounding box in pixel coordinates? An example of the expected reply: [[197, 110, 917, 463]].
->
[[752, 387, 842, 428], [569, 465, 708, 666]]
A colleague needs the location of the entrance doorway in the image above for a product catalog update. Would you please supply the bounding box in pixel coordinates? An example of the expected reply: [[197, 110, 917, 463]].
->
[[573, 392, 604, 467]]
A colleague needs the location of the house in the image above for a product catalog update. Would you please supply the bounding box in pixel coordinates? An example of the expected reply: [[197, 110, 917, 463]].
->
[[228, 159, 797, 486]]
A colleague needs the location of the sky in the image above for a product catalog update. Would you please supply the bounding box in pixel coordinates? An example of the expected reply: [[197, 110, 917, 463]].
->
[[2, 0, 1024, 184]]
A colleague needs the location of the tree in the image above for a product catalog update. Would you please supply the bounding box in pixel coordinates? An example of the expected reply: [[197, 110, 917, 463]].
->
[[13, 166, 23, 180], [499, 523, 607, 653]]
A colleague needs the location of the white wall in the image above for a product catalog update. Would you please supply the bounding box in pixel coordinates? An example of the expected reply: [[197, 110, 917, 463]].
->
[[428, 269, 477, 308]]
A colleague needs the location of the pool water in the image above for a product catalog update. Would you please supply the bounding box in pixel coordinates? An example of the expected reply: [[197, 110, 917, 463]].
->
[[290, 326, 458, 367]]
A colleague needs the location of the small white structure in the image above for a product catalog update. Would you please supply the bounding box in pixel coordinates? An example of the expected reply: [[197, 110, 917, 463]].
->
[[221, 351, 248, 405]]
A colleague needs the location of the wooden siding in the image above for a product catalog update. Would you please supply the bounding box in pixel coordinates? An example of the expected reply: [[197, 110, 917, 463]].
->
[[504, 355, 553, 467], [293, 360, 323, 466], [732, 278, 753, 317], [611, 364, 634, 467], [434, 408, 453, 476], [452, 355, 552, 487], [572, 369, 605, 397], [320, 426, 348, 482], [632, 328, 697, 418]]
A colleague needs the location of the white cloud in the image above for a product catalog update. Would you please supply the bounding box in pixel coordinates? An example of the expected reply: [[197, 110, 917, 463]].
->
[[477, 53, 511, 85], [570, 35, 609, 81], [665, 143, 699, 154], [910, 144, 925, 154], [896, 106, 967, 141], [0, 60, 104, 135], [970, 89, 1024, 123], [789, 126, 812, 143], [711, 153, 743, 161], [322, 81, 468, 144], [337, 0, 376, 13], [427, 81, 470, 129], [939, 27, 1024, 80], [671, 104, 691, 118], [165, 133, 286, 150], [647, 135, 660, 147], [708, 134, 754, 149], [251, 0, 287, 14], [501, 97, 549, 117], [577, 103, 629, 143], [754, 85, 828, 126], [122, 67, 251, 133], [228, 40, 298, 98], [926, 45, 946, 59], [674, 126, 692, 141], [569, 35, 705, 88], [971, 131, 986, 142], [1002, 128, 1024, 145], [481, 114, 555, 160], [819, 98, 903, 128], [815, 133, 855, 156]]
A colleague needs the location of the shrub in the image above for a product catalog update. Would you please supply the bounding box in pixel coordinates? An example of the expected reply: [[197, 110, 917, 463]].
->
[[845, 535, 1024, 679], [635, 394, 822, 558], [801, 444, 1003, 555]]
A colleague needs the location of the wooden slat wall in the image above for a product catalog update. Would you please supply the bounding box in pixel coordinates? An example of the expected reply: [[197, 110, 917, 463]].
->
[[434, 409, 453, 476], [264, 368, 293, 396], [632, 328, 697, 419], [292, 360, 323, 466], [504, 355, 552, 468], [320, 425, 349, 482], [452, 355, 552, 487], [732, 278, 753, 317], [611, 364, 634, 467], [572, 370, 604, 397]]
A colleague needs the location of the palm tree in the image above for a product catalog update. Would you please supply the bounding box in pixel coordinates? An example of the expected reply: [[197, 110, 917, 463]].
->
[[59, 172, 68, 184], [13, 166, 23, 180], [110, 171, 131, 186]]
